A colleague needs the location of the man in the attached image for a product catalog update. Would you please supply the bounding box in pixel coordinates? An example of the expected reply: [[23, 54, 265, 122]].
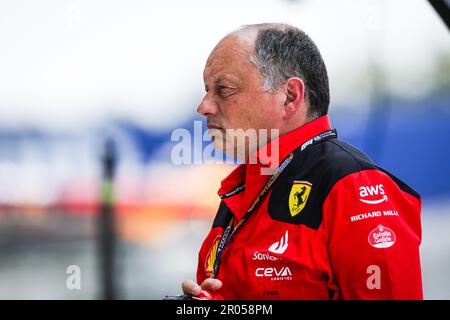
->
[[182, 23, 422, 299]]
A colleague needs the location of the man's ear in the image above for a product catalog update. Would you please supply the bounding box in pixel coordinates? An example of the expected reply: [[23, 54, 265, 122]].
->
[[283, 77, 305, 119]]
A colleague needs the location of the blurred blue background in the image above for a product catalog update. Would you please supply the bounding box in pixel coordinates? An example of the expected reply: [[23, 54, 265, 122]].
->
[[0, 0, 449, 299]]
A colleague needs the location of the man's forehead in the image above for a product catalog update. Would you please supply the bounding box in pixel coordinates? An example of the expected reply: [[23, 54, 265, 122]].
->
[[203, 70, 241, 85], [203, 61, 247, 87], [203, 37, 254, 82], [203, 58, 238, 79]]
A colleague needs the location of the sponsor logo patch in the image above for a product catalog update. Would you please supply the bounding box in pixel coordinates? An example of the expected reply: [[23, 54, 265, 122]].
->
[[368, 225, 396, 248], [205, 235, 221, 275], [252, 251, 280, 261], [359, 184, 388, 204], [288, 181, 312, 217], [268, 231, 289, 254], [255, 267, 293, 281], [350, 210, 399, 222]]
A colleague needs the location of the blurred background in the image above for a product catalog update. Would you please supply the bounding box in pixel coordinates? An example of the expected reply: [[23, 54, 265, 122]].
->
[[0, 0, 449, 299]]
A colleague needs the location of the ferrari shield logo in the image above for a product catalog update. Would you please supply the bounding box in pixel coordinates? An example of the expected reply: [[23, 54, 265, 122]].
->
[[288, 181, 312, 217]]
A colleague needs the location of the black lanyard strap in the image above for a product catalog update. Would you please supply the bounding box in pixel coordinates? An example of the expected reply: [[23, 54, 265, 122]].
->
[[212, 152, 294, 278], [219, 184, 245, 199], [211, 128, 337, 278]]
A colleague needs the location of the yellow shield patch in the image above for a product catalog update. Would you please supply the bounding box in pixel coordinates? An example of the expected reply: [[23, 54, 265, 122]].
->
[[205, 236, 221, 274], [288, 181, 312, 217]]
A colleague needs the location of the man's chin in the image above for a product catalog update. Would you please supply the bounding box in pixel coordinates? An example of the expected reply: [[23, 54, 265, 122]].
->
[[211, 139, 247, 162], [211, 138, 227, 155]]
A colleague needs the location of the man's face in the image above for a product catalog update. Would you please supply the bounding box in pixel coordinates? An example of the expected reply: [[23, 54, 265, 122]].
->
[[197, 35, 283, 160]]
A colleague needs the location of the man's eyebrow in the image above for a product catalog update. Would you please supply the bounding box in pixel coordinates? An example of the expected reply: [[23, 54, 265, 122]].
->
[[203, 73, 240, 91], [215, 74, 239, 85]]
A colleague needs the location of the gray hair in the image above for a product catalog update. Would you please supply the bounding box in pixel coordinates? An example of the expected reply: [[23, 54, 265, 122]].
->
[[236, 23, 330, 120]]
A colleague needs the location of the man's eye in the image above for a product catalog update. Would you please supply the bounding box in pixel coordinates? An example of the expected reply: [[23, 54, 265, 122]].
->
[[218, 86, 235, 97]]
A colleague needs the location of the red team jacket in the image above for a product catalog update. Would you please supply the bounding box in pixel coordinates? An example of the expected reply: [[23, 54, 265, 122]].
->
[[196, 115, 423, 300]]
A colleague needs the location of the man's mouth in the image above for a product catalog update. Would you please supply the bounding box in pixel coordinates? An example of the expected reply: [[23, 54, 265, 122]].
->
[[207, 124, 224, 130]]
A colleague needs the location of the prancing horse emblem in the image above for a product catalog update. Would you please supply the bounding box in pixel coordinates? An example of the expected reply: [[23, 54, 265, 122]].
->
[[288, 181, 312, 217]]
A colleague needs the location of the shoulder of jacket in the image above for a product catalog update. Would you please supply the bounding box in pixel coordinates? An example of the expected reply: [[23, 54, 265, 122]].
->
[[267, 139, 377, 229]]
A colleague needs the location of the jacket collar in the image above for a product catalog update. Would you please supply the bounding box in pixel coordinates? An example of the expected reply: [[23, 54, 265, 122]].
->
[[218, 115, 333, 221]]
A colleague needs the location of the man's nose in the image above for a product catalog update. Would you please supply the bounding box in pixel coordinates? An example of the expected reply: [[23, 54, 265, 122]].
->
[[197, 95, 218, 116]]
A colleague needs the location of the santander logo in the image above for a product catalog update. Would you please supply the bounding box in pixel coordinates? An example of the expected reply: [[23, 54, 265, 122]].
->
[[268, 231, 288, 254], [359, 184, 388, 205]]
